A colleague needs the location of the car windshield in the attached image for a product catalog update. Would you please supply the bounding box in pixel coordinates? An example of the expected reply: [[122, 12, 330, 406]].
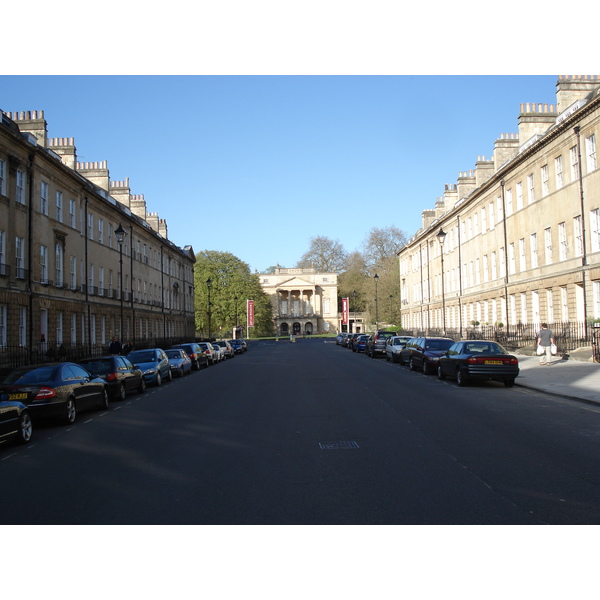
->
[[2, 365, 59, 384], [128, 351, 155, 363], [464, 342, 505, 354], [425, 339, 454, 350], [79, 359, 113, 374], [166, 350, 182, 358]]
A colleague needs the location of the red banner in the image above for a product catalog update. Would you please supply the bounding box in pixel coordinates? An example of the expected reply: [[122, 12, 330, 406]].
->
[[342, 297, 349, 325], [247, 300, 255, 328]]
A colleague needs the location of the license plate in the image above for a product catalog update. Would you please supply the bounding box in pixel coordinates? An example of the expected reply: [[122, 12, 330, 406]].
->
[[484, 360, 502, 365], [9, 393, 27, 400]]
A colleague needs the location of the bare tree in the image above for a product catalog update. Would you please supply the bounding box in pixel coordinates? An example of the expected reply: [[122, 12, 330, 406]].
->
[[296, 236, 348, 273], [362, 226, 407, 274]]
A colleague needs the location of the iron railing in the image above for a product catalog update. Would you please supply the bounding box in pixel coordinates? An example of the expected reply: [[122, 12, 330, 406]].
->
[[397, 321, 599, 359]]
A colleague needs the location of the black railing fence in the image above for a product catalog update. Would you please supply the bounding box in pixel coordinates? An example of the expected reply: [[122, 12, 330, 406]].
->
[[0, 336, 199, 377], [398, 321, 600, 360]]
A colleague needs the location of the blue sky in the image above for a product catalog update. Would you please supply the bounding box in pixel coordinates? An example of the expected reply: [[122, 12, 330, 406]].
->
[[1, 75, 561, 272]]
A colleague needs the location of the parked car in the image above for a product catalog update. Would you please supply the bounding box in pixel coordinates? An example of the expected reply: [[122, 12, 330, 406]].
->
[[127, 348, 172, 386], [437, 340, 520, 387], [0, 362, 108, 424], [354, 334, 370, 353], [347, 333, 362, 351], [336, 332, 345, 345], [78, 355, 146, 400], [400, 337, 455, 374], [341, 333, 351, 348], [366, 331, 395, 358], [211, 343, 224, 362], [165, 349, 193, 377], [0, 394, 33, 445], [385, 336, 413, 362], [213, 340, 234, 359], [198, 342, 217, 365], [171, 343, 209, 370], [229, 339, 246, 354]]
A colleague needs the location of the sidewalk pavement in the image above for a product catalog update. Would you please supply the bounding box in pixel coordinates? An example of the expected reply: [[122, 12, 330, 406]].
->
[[515, 354, 600, 405]]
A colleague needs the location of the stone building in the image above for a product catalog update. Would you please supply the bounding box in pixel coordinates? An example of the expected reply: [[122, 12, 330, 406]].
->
[[0, 110, 195, 364], [398, 76, 600, 346], [259, 267, 339, 335]]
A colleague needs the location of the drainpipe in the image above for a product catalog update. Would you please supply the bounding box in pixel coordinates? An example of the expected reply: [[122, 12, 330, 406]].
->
[[574, 126, 589, 339], [457, 215, 463, 338], [27, 153, 34, 360], [500, 180, 510, 340], [84, 197, 91, 355]]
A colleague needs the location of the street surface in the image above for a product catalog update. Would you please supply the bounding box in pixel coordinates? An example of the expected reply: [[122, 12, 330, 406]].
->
[[3, 338, 600, 524]]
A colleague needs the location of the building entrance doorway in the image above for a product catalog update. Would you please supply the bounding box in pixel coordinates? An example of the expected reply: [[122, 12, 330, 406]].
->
[[293, 322, 301, 335], [280, 323, 289, 336]]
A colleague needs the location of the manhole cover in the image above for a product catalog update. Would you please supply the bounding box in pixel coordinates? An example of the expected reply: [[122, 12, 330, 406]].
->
[[319, 441, 359, 450]]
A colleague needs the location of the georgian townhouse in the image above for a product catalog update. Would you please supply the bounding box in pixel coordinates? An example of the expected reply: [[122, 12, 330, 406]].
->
[[0, 110, 195, 367]]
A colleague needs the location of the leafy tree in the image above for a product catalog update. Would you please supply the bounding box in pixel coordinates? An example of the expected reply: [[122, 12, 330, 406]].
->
[[194, 251, 274, 338], [296, 236, 348, 273]]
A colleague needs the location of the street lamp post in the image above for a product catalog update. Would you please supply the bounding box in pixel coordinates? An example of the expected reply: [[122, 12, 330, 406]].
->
[[374, 273, 379, 330], [234, 295, 238, 339], [352, 290, 357, 334], [436, 227, 447, 335], [206, 278, 212, 340], [115, 223, 127, 342]]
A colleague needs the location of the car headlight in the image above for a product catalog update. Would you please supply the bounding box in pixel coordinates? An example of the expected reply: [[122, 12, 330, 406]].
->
[[144, 368, 157, 375]]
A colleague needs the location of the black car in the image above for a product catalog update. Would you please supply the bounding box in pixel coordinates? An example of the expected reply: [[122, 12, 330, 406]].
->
[[400, 337, 455, 374], [78, 355, 146, 400], [347, 333, 362, 351], [366, 331, 395, 358], [0, 395, 33, 445], [171, 343, 209, 370], [437, 340, 520, 387], [0, 362, 108, 424]]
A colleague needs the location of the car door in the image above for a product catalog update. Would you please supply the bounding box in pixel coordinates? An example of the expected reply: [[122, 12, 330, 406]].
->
[[64, 364, 102, 409], [158, 350, 169, 377], [118, 357, 135, 392], [0, 399, 20, 441]]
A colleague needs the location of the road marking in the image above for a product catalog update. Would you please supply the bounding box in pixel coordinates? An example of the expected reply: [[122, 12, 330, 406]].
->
[[319, 441, 359, 450]]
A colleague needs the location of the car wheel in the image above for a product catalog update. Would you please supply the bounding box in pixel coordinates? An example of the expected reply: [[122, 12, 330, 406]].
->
[[138, 378, 146, 393], [155, 372, 162, 387], [423, 360, 431, 374], [437, 365, 446, 380], [17, 410, 33, 444], [504, 378, 515, 388], [167, 369, 173, 382], [409, 357, 417, 371], [456, 369, 467, 387], [64, 397, 77, 424], [99, 388, 109, 411], [116, 383, 126, 401]]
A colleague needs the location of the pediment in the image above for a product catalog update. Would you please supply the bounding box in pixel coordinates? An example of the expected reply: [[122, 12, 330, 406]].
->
[[276, 276, 317, 288]]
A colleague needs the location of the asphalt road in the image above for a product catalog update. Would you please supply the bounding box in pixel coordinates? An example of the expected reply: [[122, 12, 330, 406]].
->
[[3, 339, 600, 524]]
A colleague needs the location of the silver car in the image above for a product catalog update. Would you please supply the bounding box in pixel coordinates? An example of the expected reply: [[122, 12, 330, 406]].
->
[[385, 336, 413, 363]]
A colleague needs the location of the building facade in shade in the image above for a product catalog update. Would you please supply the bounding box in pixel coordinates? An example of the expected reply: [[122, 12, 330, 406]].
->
[[258, 268, 339, 335], [0, 110, 196, 362], [398, 76, 600, 341]]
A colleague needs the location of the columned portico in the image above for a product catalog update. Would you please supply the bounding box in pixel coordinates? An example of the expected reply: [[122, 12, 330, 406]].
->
[[259, 268, 339, 335]]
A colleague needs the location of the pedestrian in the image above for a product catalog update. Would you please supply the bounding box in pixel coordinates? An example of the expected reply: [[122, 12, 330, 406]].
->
[[537, 323, 555, 365], [109, 336, 122, 355], [122, 340, 133, 355]]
